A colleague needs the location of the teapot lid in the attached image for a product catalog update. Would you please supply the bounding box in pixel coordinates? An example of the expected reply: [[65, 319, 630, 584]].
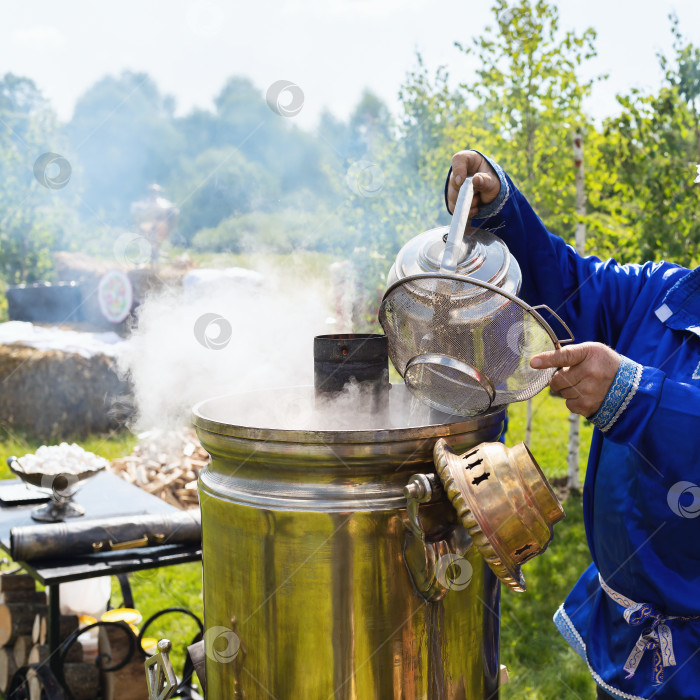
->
[[391, 226, 515, 289]]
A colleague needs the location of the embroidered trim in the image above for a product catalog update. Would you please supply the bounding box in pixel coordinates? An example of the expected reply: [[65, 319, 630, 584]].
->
[[554, 605, 587, 660], [602, 363, 643, 433], [473, 153, 510, 220], [588, 357, 642, 432], [554, 605, 649, 700], [598, 575, 699, 686]]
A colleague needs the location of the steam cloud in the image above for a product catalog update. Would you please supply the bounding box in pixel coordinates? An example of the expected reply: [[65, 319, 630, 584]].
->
[[118, 268, 331, 432]]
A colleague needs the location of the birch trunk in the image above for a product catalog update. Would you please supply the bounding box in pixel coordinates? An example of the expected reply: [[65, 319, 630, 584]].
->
[[567, 132, 587, 489]]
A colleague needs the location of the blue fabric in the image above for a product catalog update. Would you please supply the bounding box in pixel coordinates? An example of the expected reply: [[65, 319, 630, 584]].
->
[[446, 160, 700, 698]]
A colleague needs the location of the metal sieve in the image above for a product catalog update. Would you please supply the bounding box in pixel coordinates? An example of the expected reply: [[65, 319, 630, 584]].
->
[[378, 272, 573, 416]]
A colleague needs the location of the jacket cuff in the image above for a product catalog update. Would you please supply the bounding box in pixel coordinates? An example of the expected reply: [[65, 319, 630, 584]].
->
[[587, 356, 643, 432], [443, 152, 510, 219]]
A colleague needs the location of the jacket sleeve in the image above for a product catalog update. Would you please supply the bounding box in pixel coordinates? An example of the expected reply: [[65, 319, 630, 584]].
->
[[588, 360, 700, 472], [445, 154, 662, 348]]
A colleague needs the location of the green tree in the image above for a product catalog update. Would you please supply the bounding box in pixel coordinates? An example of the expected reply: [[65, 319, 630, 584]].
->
[[601, 15, 700, 266], [0, 74, 71, 284], [451, 0, 600, 240], [172, 146, 277, 244], [213, 77, 331, 198], [66, 71, 183, 225]]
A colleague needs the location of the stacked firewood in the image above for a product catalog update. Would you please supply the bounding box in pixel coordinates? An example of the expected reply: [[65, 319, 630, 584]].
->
[[0, 573, 99, 699], [98, 622, 148, 700], [109, 428, 208, 509]]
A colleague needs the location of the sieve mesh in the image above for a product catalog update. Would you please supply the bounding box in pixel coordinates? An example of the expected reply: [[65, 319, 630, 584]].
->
[[404, 354, 495, 416], [379, 274, 561, 416]]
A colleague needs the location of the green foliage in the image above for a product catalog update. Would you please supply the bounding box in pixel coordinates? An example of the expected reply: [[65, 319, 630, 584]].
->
[[0, 74, 73, 283], [452, 0, 601, 240], [191, 206, 347, 255], [502, 394, 594, 697], [600, 15, 700, 266], [173, 147, 276, 244], [66, 71, 183, 226]]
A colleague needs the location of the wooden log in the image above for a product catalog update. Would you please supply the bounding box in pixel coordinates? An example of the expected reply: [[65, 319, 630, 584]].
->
[[0, 573, 35, 593], [27, 643, 47, 665], [0, 647, 18, 693], [28, 662, 99, 700], [0, 590, 46, 605], [99, 622, 149, 700], [13, 634, 32, 667], [31, 614, 44, 645], [63, 662, 100, 700], [29, 640, 83, 665], [27, 644, 47, 666], [0, 604, 47, 646], [27, 667, 41, 700], [56, 614, 80, 642]]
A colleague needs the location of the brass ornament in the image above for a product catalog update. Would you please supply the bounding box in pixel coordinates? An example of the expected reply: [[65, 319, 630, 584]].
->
[[433, 438, 565, 592]]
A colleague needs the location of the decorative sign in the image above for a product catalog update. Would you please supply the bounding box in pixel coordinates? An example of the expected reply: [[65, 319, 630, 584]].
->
[[98, 270, 133, 324]]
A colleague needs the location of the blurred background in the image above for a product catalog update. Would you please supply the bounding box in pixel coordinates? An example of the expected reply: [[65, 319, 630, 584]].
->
[[1, 2, 699, 696], [0, 0, 698, 326]]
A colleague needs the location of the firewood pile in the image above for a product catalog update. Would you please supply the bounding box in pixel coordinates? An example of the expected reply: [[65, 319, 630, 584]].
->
[[0, 573, 100, 698], [109, 428, 208, 510], [0, 573, 150, 699]]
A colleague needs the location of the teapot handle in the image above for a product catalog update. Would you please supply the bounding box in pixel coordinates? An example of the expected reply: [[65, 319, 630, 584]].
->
[[441, 176, 474, 272]]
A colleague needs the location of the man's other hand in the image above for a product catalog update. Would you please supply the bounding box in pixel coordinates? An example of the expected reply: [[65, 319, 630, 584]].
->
[[531, 342, 622, 418]]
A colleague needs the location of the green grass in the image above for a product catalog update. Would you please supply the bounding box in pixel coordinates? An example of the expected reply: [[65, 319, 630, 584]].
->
[[0, 393, 595, 697], [501, 395, 594, 699]]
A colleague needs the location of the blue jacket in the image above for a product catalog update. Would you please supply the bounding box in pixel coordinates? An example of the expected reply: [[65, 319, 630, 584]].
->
[[446, 157, 700, 699]]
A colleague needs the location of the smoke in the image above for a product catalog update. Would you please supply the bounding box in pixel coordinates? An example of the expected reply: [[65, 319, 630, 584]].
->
[[118, 267, 332, 433]]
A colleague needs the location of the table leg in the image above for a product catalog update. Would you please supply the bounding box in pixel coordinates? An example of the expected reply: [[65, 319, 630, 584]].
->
[[48, 584, 61, 677]]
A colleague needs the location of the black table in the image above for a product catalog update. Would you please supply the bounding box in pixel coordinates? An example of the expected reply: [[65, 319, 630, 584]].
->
[[0, 471, 202, 678]]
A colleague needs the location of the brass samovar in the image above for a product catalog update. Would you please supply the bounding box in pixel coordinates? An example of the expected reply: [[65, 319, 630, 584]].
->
[[190, 336, 564, 699]]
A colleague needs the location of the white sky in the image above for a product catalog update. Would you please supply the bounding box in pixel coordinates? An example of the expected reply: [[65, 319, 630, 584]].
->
[[1, 0, 700, 129]]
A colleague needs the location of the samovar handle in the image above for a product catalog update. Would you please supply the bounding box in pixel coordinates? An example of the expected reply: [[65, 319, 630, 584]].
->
[[403, 473, 473, 602], [403, 472, 439, 539]]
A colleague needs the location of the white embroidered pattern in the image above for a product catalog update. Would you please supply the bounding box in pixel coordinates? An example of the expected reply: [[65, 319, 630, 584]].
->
[[602, 363, 643, 433], [555, 605, 649, 700]]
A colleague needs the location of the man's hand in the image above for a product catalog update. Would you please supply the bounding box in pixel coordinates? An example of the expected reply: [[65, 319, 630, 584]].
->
[[447, 151, 501, 216], [530, 342, 621, 418]]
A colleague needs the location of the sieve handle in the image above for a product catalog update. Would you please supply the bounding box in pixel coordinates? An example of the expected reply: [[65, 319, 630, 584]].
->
[[441, 177, 474, 273], [530, 305, 574, 346]]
